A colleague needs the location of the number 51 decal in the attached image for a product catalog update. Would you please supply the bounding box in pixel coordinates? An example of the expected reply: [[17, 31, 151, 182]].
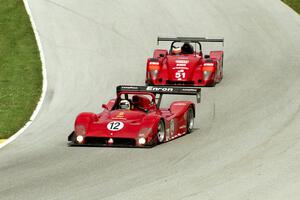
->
[[175, 70, 186, 80], [107, 121, 124, 131]]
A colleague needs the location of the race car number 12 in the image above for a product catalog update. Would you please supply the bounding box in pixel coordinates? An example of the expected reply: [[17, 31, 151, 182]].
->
[[107, 121, 124, 131]]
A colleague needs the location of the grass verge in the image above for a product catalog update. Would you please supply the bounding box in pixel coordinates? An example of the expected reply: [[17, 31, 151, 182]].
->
[[282, 0, 300, 14], [0, 0, 42, 139]]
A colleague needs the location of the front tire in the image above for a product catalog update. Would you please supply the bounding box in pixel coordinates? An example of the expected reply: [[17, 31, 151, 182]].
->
[[186, 107, 194, 133], [157, 120, 165, 143]]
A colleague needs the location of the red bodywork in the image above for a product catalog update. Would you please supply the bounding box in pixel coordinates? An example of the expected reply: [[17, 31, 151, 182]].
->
[[68, 91, 195, 147], [145, 39, 224, 87]]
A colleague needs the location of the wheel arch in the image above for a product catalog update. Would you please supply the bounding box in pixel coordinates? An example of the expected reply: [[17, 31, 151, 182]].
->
[[74, 112, 97, 130]]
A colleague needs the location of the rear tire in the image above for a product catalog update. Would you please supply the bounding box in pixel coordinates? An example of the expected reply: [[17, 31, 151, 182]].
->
[[219, 55, 224, 82], [187, 107, 194, 133], [145, 81, 153, 86], [157, 120, 165, 143]]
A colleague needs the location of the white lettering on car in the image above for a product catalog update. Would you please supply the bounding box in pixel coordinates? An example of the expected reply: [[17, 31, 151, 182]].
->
[[175, 70, 186, 79], [149, 62, 159, 65], [146, 86, 174, 92], [107, 121, 124, 131], [175, 60, 189, 64], [176, 63, 187, 67], [172, 67, 189, 70]]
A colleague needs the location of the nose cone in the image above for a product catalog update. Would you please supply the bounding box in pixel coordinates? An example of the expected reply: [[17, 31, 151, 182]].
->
[[87, 110, 147, 138], [167, 56, 199, 81]]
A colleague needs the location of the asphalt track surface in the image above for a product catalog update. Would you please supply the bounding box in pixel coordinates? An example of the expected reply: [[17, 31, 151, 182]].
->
[[1, 0, 300, 199]]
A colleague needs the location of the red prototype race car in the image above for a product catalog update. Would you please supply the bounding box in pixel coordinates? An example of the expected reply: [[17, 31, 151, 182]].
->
[[145, 37, 224, 87], [68, 85, 201, 147]]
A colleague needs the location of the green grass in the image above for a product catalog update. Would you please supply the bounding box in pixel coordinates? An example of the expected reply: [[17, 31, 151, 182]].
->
[[0, 0, 42, 139], [282, 0, 300, 14]]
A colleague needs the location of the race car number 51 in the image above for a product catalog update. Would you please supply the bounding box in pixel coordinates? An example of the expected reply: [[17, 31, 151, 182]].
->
[[107, 121, 124, 131], [175, 70, 186, 79]]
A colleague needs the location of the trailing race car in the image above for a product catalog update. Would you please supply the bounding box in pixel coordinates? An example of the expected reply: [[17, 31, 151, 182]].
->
[[145, 37, 224, 87], [68, 85, 201, 147]]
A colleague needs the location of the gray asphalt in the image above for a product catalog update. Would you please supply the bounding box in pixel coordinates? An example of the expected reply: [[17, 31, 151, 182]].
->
[[1, 0, 300, 199]]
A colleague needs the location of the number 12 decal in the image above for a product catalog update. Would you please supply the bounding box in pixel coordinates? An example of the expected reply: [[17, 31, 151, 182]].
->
[[107, 121, 124, 131]]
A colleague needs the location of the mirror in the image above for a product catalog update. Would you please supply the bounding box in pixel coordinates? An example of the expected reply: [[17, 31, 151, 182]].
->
[[159, 53, 165, 57], [102, 104, 108, 110]]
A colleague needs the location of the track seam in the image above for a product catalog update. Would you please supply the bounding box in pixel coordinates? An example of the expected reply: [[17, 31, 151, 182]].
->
[[0, 0, 47, 149]]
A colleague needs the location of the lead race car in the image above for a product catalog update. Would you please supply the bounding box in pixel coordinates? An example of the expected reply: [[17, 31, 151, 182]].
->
[[68, 85, 201, 147], [145, 37, 224, 87]]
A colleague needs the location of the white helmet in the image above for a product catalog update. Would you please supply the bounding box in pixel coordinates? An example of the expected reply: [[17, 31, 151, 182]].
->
[[172, 47, 181, 54], [119, 99, 130, 110]]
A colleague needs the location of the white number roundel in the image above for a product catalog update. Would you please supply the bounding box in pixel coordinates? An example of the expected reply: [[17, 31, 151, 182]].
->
[[107, 121, 124, 131]]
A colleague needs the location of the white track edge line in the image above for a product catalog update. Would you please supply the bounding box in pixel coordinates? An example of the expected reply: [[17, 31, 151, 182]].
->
[[0, 0, 48, 149]]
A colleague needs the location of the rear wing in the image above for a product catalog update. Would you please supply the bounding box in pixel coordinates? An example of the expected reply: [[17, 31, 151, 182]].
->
[[157, 36, 224, 46], [117, 85, 201, 104]]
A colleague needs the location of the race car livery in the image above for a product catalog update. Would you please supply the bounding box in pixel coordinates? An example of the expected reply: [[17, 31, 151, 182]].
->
[[68, 85, 201, 147], [145, 37, 224, 87]]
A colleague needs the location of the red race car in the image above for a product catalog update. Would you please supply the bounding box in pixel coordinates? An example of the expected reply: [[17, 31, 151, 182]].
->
[[145, 37, 224, 87], [68, 85, 201, 147]]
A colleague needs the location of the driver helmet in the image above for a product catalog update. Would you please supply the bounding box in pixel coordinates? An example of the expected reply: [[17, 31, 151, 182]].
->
[[119, 99, 130, 110], [181, 42, 194, 54], [172, 47, 181, 55]]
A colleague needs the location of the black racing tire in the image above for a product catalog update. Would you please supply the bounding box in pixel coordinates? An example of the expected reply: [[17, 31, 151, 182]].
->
[[145, 81, 153, 86], [207, 81, 216, 87], [156, 120, 166, 143], [220, 55, 224, 82], [145, 80, 154, 86], [186, 107, 194, 133]]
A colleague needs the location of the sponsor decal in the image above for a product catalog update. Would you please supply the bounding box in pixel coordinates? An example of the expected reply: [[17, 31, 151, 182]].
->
[[182, 88, 197, 92], [116, 112, 125, 118], [111, 112, 126, 120], [121, 86, 139, 90], [176, 63, 187, 67], [178, 57, 189, 59], [149, 62, 159, 65], [146, 86, 174, 92], [175, 60, 189, 67], [175, 60, 189, 64], [172, 67, 189, 70], [107, 121, 124, 131], [204, 63, 214, 66]]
